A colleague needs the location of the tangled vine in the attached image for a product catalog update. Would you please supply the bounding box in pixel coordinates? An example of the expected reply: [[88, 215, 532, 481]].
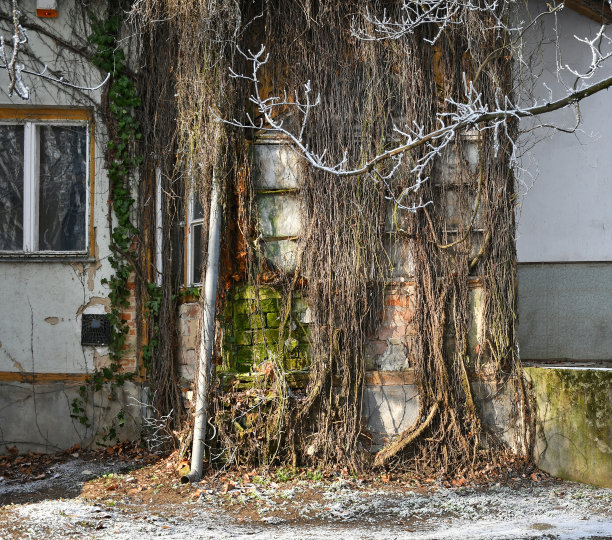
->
[[135, 0, 533, 474]]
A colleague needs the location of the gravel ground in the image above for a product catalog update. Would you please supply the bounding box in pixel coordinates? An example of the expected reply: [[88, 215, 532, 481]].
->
[[1, 456, 611, 539]]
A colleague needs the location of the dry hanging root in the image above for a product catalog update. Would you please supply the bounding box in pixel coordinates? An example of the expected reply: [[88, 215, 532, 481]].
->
[[374, 401, 440, 468], [136, 0, 530, 473]]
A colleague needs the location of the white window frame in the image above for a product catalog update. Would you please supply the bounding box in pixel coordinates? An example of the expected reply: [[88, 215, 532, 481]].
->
[[0, 119, 90, 255], [185, 190, 204, 286], [155, 167, 163, 286]]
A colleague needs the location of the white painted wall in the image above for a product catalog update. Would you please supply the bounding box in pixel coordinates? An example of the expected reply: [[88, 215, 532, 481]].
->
[[517, 3, 612, 361], [0, 0, 112, 374], [517, 3, 612, 262]]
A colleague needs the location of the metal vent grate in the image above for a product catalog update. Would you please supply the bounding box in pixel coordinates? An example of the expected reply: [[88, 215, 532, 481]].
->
[[81, 314, 111, 346]]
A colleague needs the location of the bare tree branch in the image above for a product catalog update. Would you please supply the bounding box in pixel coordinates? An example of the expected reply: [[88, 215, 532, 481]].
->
[[0, 0, 109, 100], [221, 43, 612, 190]]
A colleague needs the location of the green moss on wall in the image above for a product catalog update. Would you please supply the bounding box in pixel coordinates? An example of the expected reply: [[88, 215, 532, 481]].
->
[[221, 285, 311, 380], [525, 367, 612, 488]]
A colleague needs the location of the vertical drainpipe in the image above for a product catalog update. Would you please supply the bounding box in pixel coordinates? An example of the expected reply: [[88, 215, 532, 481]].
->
[[155, 167, 163, 287], [182, 176, 221, 483]]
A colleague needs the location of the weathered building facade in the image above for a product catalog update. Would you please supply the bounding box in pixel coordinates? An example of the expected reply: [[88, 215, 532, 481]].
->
[[0, 0, 609, 487], [0, 0, 142, 452]]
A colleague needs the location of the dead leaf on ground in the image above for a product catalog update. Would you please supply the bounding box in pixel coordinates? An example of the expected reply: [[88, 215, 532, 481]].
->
[[222, 481, 236, 494], [177, 460, 190, 476]]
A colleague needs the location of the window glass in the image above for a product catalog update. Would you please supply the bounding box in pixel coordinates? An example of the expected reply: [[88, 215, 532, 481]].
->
[[171, 220, 185, 288], [38, 125, 87, 251], [0, 125, 24, 250], [193, 196, 204, 220], [192, 223, 203, 284]]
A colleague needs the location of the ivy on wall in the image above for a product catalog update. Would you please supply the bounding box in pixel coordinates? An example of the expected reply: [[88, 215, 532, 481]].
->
[[71, 5, 143, 439]]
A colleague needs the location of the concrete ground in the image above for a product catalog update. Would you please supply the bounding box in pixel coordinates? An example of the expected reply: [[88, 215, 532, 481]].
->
[[1, 455, 611, 539]]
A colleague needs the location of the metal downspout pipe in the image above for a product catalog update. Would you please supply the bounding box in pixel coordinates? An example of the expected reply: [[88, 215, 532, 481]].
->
[[181, 177, 221, 484]]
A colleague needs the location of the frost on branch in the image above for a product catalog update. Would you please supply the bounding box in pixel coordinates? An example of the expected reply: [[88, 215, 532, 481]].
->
[[0, 0, 110, 100], [351, 0, 512, 45], [0, 0, 29, 99], [565, 25, 612, 81], [222, 35, 612, 215]]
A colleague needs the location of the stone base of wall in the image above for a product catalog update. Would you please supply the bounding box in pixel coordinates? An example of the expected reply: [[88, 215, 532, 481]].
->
[[174, 295, 612, 489], [362, 371, 525, 455], [363, 380, 419, 451], [0, 381, 142, 454], [525, 366, 612, 488]]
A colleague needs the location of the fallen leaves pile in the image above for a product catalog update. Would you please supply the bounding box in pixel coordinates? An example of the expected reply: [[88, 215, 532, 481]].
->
[[0, 441, 156, 487]]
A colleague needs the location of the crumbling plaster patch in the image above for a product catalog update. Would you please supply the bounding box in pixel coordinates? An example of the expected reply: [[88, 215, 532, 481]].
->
[[76, 297, 110, 317], [0, 345, 25, 372], [93, 349, 111, 370], [70, 249, 103, 293]]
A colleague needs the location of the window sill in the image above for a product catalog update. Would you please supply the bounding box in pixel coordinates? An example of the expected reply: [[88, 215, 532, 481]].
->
[[176, 286, 202, 305], [0, 252, 96, 263]]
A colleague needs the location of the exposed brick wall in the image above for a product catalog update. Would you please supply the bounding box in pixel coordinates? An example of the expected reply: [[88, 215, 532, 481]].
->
[[365, 284, 416, 372], [176, 283, 422, 380], [222, 286, 311, 374], [119, 278, 138, 373]]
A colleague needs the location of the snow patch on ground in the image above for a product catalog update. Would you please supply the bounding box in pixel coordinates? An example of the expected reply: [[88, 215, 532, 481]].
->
[[4, 481, 611, 539]]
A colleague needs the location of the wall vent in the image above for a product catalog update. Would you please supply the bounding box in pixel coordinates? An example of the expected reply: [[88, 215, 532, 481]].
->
[[81, 314, 111, 346]]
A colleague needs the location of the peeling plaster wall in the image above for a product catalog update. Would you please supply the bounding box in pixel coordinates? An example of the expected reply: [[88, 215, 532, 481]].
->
[[0, 267, 111, 374], [0, 1, 139, 453], [0, 1, 113, 376], [517, 3, 612, 263]]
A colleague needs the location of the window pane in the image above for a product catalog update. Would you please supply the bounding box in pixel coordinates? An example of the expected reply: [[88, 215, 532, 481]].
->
[[192, 223, 203, 284], [193, 195, 204, 220], [0, 125, 24, 250], [39, 125, 87, 251], [171, 221, 185, 288], [170, 179, 185, 287]]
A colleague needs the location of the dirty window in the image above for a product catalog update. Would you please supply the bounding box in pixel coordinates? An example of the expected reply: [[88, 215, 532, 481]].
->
[[39, 125, 87, 251], [186, 192, 204, 285], [0, 125, 25, 250], [193, 196, 204, 220], [0, 120, 88, 254], [191, 222, 203, 284]]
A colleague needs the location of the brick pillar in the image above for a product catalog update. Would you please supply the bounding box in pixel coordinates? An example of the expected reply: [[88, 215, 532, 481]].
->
[[119, 277, 138, 373]]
